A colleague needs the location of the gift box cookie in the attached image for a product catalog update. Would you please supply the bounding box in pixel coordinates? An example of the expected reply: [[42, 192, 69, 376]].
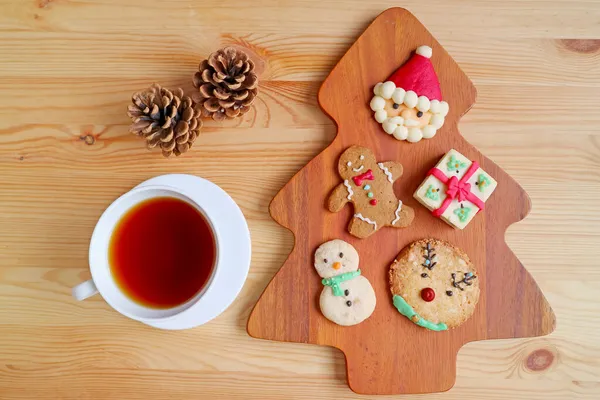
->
[[414, 149, 497, 229]]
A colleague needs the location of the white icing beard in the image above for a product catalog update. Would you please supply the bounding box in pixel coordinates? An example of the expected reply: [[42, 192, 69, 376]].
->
[[370, 81, 449, 143]]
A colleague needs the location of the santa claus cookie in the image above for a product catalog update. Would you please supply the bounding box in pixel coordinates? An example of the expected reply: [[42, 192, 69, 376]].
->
[[315, 239, 376, 326], [389, 239, 480, 331], [328, 145, 415, 239], [370, 45, 449, 143]]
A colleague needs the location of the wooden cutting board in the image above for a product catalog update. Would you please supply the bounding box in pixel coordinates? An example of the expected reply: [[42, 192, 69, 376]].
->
[[247, 7, 555, 395]]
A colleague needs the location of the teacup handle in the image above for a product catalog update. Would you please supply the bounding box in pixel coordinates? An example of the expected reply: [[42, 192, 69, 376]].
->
[[72, 279, 99, 301]]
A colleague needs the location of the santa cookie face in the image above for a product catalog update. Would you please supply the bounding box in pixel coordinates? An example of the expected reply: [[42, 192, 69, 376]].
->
[[315, 240, 376, 326], [389, 239, 480, 330], [369, 46, 449, 143]]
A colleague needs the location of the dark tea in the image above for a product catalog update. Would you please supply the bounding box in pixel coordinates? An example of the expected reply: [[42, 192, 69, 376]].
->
[[109, 196, 216, 309]]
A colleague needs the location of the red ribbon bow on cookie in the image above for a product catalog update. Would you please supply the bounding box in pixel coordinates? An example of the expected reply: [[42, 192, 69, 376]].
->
[[445, 176, 471, 202], [428, 162, 485, 217], [352, 169, 374, 186]]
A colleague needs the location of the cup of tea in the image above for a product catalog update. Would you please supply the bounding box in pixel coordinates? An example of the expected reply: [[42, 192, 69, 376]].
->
[[72, 175, 251, 329]]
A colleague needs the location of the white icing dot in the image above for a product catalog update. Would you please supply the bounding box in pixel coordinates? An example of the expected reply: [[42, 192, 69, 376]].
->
[[359, 155, 365, 160], [404, 91, 418, 109], [439, 101, 450, 117], [393, 126, 408, 140], [380, 81, 396, 99], [422, 125, 437, 138], [373, 82, 383, 96], [392, 88, 406, 104], [374, 110, 387, 123], [346, 161, 352, 167], [382, 121, 396, 134], [417, 96, 431, 112], [407, 127, 423, 143], [430, 115, 445, 129], [370, 96, 385, 111], [430, 99, 441, 113]]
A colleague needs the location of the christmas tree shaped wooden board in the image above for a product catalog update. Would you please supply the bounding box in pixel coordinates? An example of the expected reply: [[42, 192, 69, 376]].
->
[[247, 8, 555, 395]]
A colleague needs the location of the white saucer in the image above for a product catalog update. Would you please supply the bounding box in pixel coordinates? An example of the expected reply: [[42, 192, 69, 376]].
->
[[135, 174, 251, 330]]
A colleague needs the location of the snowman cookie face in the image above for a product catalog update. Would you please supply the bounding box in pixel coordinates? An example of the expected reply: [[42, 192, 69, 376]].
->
[[389, 238, 480, 330], [315, 240, 376, 326], [314, 239, 359, 279]]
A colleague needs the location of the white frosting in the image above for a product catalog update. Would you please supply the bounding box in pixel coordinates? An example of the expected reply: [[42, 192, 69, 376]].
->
[[377, 162, 393, 183], [380, 81, 396, 99], [373, 82, 383, 96], [354, 213, 377, 230], [382, 121, 396, 134], [392, 88, 406, 104], [430, 114, 445, 129], [374, 110, 387, 123], [417, 96, 430, 112], [343, 179, 354, 200], [359, 155, 365, 160], [429, 99, 440, 113], [391, 200, 403, 225], [404, 118, 419, 127], [352, 165, 364, 172], [404, 90, 418, 108], [439, 101, 449, 117], [393, 126, 408, 140], [416, 45, 432, 59], [346, 161, 352, 167], [422, 125, 437, 139], [370, 96, 385, 111], [407, 127, 423, 143], [388, 116, 403, 125]]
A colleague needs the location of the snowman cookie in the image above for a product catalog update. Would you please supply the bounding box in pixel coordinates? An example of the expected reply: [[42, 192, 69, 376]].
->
[[327, 146, 415, 239], [389, 239, 480, 331], [314, 239, 376, 326]]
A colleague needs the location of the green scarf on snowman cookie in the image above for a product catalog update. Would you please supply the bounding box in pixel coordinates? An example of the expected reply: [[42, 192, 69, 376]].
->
[[321, 270, 361, 296]]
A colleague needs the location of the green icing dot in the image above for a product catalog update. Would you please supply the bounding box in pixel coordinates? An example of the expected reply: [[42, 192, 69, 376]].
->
[[367, 192, 374, 198], [425, 185, 440, 201], [454, 206, 472, 222], [476, 174, 491, 192], [446, 155, 467, 172]]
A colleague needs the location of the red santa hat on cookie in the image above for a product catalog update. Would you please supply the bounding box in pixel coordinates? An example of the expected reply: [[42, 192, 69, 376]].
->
[[387, 45, 441, 102]]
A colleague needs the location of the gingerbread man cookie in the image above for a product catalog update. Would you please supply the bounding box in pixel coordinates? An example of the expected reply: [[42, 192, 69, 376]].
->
[[328, 146, 415, 239]]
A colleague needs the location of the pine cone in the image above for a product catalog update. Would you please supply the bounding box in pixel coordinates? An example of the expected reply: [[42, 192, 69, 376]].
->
[[127, 83, 202, 157], [192, 47, 258, 121]]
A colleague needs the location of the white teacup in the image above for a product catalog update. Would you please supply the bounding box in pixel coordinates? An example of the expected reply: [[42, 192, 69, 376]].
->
[[72, 184, 221, 324]]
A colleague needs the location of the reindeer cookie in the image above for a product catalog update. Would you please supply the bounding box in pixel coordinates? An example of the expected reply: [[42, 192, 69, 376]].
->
[[389, 238, 480, 330], [328, 145, 414, 239]]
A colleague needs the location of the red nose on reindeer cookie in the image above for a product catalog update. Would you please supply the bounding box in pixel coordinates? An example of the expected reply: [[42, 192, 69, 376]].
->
[[369, 45, 450, 143], [327, 145, 415, 239]]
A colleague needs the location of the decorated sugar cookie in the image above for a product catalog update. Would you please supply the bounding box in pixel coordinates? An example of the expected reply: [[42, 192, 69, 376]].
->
[[413, 149, 498, 229], [315, 239, 376, 326], [328, 145, 415, 239], [389, 239, 480, 331], [369, 45, 449, 143]]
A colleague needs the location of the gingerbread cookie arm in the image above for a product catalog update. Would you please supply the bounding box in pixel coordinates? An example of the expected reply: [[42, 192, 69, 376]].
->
[[378, 161, 403, 182], [328, 183, 351, 212]]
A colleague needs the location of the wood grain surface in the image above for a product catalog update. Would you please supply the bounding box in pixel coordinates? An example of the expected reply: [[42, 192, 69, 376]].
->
[[0, 0, 599, 399], [247, 8, 555, 394]]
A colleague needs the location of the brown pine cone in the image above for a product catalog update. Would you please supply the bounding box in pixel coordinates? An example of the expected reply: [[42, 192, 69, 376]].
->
[[192, 47, 258, 121], [127, 83, 202, 157]]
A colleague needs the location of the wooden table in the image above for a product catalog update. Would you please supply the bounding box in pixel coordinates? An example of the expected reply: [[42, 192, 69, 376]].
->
[[1, 1, 598, 399]]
